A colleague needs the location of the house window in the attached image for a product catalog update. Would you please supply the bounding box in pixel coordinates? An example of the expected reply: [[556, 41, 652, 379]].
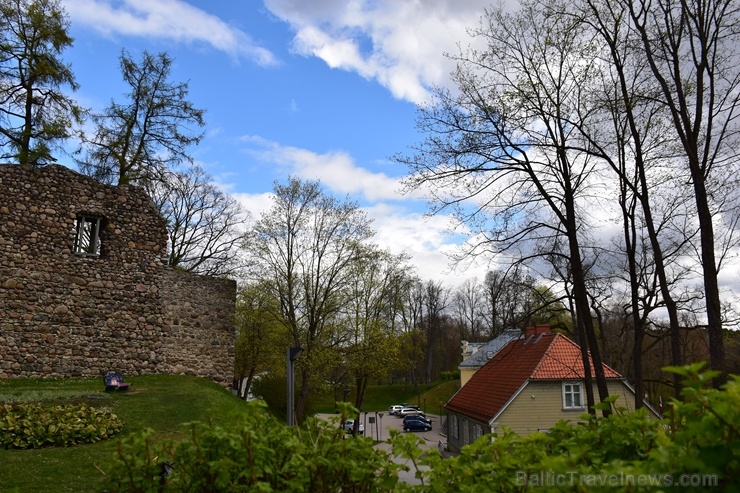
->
[[451, 414, 459, 439], [473, 424, 483, 441], [74, 215, 103, 256], [463, 419, 469, 445], [563, 381, 584, 409]]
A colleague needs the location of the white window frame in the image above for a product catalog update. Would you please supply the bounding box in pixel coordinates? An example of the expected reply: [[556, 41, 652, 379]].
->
[[451, 414, 459, 439], [473, 424, 483, 440], [562, 381, 584, 410], [74, 215, 103, 256]]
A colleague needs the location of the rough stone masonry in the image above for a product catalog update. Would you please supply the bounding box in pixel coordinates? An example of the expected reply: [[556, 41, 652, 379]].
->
[[0, 164, 235, 386]]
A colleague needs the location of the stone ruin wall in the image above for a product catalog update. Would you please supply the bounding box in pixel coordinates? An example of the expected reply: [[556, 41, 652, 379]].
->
[[0, 164, 235, 386]]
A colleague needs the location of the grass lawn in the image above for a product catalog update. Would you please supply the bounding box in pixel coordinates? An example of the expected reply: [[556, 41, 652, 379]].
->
[[0, 375, 460, 492], [311, 379, 460, 416], [0, 374, 249, 493]]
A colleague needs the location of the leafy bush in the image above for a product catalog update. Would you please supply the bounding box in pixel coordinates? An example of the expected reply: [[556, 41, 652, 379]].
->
[[99, 366, 740, 492], [437, 371, 460, 381], [101, 401, 403, 493], [0, 402, 123, 449], [415, 363, 739, 492]]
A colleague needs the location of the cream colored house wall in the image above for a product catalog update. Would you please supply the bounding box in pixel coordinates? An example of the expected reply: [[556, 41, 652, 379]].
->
[[460, 368, 477, 387], [493, 380, 639, 436]]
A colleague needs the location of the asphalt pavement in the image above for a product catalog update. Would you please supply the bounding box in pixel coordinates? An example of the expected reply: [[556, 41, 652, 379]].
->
[[317, 411, 447, 485]]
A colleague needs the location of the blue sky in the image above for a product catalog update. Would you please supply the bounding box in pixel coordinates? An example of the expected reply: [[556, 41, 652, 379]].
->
[[57, 0, 497, 286]]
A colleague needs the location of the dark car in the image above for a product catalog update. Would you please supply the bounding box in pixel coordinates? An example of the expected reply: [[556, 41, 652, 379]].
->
[[403, 419, 432, 432], [403, 415, 432, 426]]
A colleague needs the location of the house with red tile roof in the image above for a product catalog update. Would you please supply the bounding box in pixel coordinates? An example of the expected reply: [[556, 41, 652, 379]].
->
[[459, 328, 523, 387], [445, 324, 659, 452]]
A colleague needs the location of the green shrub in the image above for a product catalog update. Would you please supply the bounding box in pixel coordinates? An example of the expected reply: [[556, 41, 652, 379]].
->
[[415, 364, 739, 492], [98, 366, 740, 492], [437, 371, 459, 381], [101, 401, 403, 493], [0, 402, 123, 449]]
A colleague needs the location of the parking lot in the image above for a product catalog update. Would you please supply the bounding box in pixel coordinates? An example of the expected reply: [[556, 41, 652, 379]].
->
[[318, 410, 446, 485], [319, 410, 444, 445], [360, 411, 444, 446]]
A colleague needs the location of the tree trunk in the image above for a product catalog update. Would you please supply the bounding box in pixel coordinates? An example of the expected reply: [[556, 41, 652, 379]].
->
[[565, 199, 611, 416]]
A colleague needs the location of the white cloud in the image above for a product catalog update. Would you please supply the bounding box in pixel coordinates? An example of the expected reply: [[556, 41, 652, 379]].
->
[[231, 191, 274, 220], [238, 135, 420, 202], [231, 136, 485, 285], [62, 0, 278, 66], [231, 190, 476, 286], [263, 0, 491, 104], [367, 203, 493, 284]]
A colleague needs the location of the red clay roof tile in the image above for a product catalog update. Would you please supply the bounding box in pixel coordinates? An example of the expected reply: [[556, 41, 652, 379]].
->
[[446, 332, 622, 422]]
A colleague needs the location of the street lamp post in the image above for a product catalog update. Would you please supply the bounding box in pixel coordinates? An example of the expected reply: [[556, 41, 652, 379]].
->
[[287, 347, 303, 426]]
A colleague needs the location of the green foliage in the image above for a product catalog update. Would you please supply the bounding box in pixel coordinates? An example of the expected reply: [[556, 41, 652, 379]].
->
[[0, 402, 122, 449], [413, 365, 739, 492], [76, 49, 205, 185], [4, 370, 737, 492], [306, 380, 456, 416], [101, 401, 403, 493], [0, 374, 251, 493], [251, 372, 289, 420], [437, 371, 460, 382], [234, 282, 291, 396], [0, 0, 85, 165]]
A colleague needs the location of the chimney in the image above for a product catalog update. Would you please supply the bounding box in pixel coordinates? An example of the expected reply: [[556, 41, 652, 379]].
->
[[524, 324, 551, 338], [461, 340, 470, 361]]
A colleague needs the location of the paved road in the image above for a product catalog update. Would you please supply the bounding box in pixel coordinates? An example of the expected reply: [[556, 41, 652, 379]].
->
[[318, 411, 447, 485]]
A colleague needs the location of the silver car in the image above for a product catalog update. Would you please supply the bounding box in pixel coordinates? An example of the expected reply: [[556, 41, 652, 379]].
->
[[341, 419, 364, 434], [398, 407, 425, 417]]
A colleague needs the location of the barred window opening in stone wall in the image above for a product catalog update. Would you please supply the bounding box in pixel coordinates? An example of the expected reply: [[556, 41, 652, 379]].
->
[[74, 215, 103, 256]]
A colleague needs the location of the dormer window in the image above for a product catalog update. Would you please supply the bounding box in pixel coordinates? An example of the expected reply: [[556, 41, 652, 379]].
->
[[74, 215, 103, 256]]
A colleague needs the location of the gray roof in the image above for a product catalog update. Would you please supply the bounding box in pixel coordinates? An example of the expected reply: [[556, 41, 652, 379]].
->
[[459, 329, 523, 369]]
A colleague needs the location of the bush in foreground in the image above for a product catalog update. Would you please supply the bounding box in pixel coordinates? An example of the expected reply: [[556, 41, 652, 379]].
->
[[415, 364, 739, 492], [0, 402, 123, 449], [101, 401, 404, 492], [102, 365, 739, 492]]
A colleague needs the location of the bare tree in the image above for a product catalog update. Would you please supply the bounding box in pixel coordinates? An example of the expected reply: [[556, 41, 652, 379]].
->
[[397, 276, 426, 388], [0, 0, 85, 164], [554, 0, 740, 392], [145, 165, 247, 277], [422, 280, 448, 384], [76, 50, 205, 186], [621, 0, 740, 379], [242, 177, 374, 422], [452, 277, 485, 341], [481, 268, 546, 336], [399, 0, 612, 412]]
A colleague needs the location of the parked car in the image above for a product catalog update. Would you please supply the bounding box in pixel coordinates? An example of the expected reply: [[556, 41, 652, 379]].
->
[[388, 405, 404, 415], [341, 419, 364, 434], [403, 419, 432, 432], [403, 415, 432, 426], [398, 407, 425, 417]]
